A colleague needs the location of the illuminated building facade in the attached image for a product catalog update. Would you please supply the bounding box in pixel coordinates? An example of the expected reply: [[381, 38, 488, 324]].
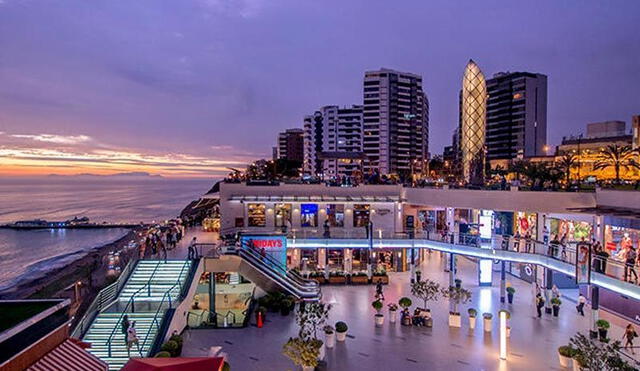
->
[[460, 60, 487, 184]]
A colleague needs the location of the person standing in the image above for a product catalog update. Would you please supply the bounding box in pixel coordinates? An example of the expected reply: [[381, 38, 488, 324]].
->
[[375, 279, 385, 301], [624, 246, 638, 284], [323, 219, 330, 238], [576, 294, 586, 316], [188, 237, 197, 260], [535, 293, 545, 318], [623, 324, 637, 354], [121, 315, 130, 344]]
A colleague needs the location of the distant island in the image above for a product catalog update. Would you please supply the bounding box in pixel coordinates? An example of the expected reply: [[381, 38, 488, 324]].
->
[[46, 172, 164, 178]]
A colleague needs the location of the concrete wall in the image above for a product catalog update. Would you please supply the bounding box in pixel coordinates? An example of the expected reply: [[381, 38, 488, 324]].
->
[[596, 189, 640, 209], [164, 259, 204, 342]]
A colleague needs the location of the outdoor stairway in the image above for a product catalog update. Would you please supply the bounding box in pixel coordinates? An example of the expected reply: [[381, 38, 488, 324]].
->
[[83, 260, 193, 370]]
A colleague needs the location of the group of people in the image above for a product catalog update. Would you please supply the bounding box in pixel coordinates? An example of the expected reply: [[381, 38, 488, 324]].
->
[[144, 223, 186, 259]]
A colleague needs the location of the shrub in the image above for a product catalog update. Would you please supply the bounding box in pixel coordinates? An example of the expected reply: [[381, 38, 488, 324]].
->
[[596, 319, 610, 329], [160, 340, 179, 356], [398, 297, 412, 309], [335, 321, 348, 333], [506, 287, 516, 294], [467, 308, 477, 317], [482, 313, 493, 319], [411, 279, 441, 309], [323, 325, 334, 334], [154, 351, 171, 358], [551, 298, 562, 306], [282, 337, 320, 368], [371, 299, 383, 313], [558, 345, 576, 358]]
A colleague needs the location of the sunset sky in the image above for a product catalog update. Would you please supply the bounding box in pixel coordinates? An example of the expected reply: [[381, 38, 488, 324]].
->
[[1, 0, 639, 177]]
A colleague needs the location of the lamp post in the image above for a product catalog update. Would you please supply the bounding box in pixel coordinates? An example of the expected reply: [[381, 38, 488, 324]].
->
[[499, 310, 508, 360]]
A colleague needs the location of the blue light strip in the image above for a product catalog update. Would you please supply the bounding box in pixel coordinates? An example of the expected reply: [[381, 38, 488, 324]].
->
[[287, 238, 640, 301]]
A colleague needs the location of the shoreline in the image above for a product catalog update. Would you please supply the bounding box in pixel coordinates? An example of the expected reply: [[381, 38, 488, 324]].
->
[[0, 226, 147, 300]]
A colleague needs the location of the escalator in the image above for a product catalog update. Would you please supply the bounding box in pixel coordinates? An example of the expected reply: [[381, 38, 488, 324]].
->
[[234, 246, 320, 301]]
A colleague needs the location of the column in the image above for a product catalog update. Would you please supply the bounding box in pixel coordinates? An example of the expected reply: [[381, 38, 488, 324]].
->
[[590, 286, 599, 339], [544, 268, 553, 314], [500, 260, 506, 303]]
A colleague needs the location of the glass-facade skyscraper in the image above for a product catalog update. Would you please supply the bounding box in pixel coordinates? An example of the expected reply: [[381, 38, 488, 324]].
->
[[461, 60, 487, 184]]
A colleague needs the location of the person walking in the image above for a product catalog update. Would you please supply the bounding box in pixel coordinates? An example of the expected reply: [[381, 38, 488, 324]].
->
[[323, 219, 331, 238], [127, 321, 140, 355], [576, 294, 586, 316], [535, 293, 545, 318], [623, 324, 637, 354], [375, 279, 385, 301], [188, 237, 197, 260], [121, 315, 130, 344], [624, 246, 638, 284]]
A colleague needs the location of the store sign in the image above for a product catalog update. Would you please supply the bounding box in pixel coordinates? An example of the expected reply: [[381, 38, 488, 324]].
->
[[377, 209, 391, 216], [241, 235, 287, 250]]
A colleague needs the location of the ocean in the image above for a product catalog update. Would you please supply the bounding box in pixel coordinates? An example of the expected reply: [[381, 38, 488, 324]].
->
[[0, 177, 214, 293]]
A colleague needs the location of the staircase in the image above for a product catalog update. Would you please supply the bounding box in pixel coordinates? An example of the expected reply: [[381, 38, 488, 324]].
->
[[83, 260, 193, 370]]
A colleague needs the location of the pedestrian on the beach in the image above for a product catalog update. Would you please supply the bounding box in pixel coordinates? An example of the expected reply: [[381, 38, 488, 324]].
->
[[576, 294, 586, 316], [127, 321, 140, 355], [623, 324, 638, 354], [121, 315, 130, 344], [535, 293, 545, 318]]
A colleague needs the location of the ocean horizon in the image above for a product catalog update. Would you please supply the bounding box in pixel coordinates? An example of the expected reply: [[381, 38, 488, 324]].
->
[[0, 176, 214, 295]]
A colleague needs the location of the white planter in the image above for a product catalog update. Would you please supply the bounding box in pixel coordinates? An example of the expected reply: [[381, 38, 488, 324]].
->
[[325, 332, 335, 348], [302, 366, 314, 371], [469, 316, 476, 329], [375, 314, 385, 327], [558, 353, 570, 368], [318, 343, 325, 360], [449, 313, 461, 328], [572, 358, 581, 371], [483, 318, 492, 332], [507, 326, 511, 338], [389, 309, 397, 323], [336, 331, 347, 342]]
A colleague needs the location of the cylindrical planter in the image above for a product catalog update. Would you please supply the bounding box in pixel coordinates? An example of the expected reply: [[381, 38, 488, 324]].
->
[[302, 366, 314, 371], [553, 306, 559, 317], [483, 318, 492, 332], [325, 332, 335, 348], [572, 358, 581, 371], [469, 316, 476, 330], [507, 293, 514, 304], [375, 314, 385, 327], [389, 309, 397, 323], [598, 328, 608, 341], [318, 343, 325, 360], [558, 353, 570, 368], [336, 331, 347, 342], [506, 327, 511, 338]]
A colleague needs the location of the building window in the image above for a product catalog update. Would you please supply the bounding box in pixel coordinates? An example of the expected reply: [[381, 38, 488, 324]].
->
[[326, 204, 344, 227], [274, 203, 292, 228], [247, 203, 266, 227], [300, 203, 318, 227], [353, 204, 370, 227]]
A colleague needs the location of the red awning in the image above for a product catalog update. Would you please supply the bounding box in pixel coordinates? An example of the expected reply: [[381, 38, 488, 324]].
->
[[27, 339, 108, 371], [121, 357, 225, 371]]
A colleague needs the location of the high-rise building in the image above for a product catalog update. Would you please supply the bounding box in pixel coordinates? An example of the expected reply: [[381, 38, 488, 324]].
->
[[303, 105, 364, 178], [276, 128, 304, 163], [485, 71, 547, 160], [362, 68, 429, 176], [460, 60, 487, 184]]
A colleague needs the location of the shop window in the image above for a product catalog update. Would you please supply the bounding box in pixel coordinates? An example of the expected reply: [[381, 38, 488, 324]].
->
[[353, 204, 370, 227], [328, 249, 344, 270], [326, 204, 344, 227], [248, 203, 266, 227], [301, 203, 318, 227], [275, 203, 292, 228]]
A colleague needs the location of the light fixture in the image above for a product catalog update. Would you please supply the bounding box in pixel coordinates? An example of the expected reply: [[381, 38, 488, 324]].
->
[[500, 310, 507, 360]]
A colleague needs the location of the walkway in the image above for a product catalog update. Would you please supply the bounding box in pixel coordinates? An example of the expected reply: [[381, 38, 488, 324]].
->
[[181, 253, 638, 370]]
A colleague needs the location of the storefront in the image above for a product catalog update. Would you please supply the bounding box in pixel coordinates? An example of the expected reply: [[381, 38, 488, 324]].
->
[[549, 218, 592, 242]]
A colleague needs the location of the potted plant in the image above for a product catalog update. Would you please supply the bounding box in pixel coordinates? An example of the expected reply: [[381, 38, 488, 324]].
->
[[372, 299, 384, 327], [442, 285, 471, 328], [506, 286, 516, 304], [335, 321, 348, 341], [557, 345, 576, 368], [328, 271, 346, 284], [499, 310, 511, 337], [282, 337, 321, 371], [292, 301, 331, 362], [388, 303, 398, 323], [351, 271, 369, 284], [596, 319, 610, 341], [467, 308, 477, 330], [372, 268, 389, 284], [572, 352, 587, 371], [281, 298, 293, 316], [323, 325, 335, 348], [482, 313, 493, 332], [309, 271, 325, 284], [551, 297, 561, 317], [399, 297, 413, 326], [410, 279, 441, 314]]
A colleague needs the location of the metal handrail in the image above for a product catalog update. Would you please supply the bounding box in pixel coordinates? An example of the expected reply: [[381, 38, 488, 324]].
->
[[105, 260, 172, 357], [239, 248, 319, 294], [239, 242, 318, 288], [137, 261, 192, 356], [71, 259, 137, 338]]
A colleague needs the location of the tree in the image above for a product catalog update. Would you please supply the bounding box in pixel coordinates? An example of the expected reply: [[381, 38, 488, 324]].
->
[[442, 286, 472, 314], [295, 301, 331, 341], [593, 144, 640, 183], [410, 279, 441, 310], [557, 153, 578, 186], [508, 159, 528, 183], [569, 332, 636, 371]]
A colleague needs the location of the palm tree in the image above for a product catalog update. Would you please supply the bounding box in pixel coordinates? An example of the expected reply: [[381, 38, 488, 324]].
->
[[593, 144, 640, 183], [557, 153, 578, 186]]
